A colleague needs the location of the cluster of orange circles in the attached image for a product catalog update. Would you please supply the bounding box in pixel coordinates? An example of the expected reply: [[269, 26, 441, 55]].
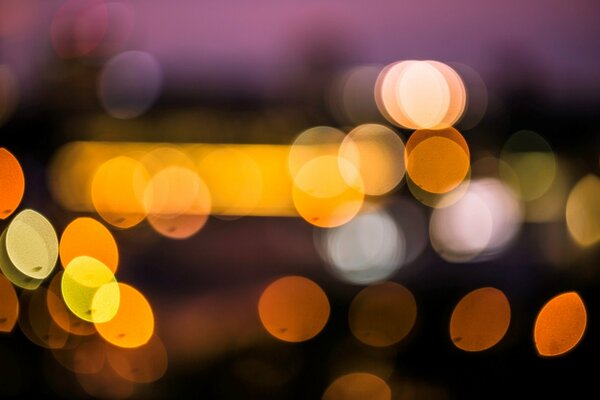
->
[[257, 277, 587, 357], [256, 276, 588, 398], [0, 148, 166, 397], [90, 146, 212, 238], [16, 217, 166, 396], [288, 124, 407, 227]]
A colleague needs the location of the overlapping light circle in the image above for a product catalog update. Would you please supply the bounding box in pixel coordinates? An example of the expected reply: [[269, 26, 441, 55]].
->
[[61, 256, 119, 323], [405, 127, 470, 195], [338, 124, 406, 196], [430, 178, 522, 262], [375, 60, 466, 130], [316, 209, 405, 284]]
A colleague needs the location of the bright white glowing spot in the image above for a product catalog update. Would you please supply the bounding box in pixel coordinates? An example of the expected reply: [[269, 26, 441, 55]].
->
[[376, 60, 467, 130], [398, 61, 450, 128], [430, 179, 522, 262], [318, 209, 405, 284]]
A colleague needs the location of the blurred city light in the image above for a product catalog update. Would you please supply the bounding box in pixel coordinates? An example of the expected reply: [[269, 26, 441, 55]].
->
[[0, 1, 598, 397]]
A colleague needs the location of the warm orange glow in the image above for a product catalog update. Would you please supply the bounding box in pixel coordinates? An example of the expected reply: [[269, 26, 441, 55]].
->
[[106, 335, 168, 383], [198, 147, 263, 216], [91, 156, 150, 228], [95, 283, 155, 348], [348, 282, 416, 347], [50, 141, 297, 217], [145, 166, 211, 239], [60, 217, 119, 273], [47, 272, 96, 336], [405, 128, 470, 194], [406, 171, 470, 208], [428, 61, 467, 127], [339, 124, 406, 196], [0, 148, 25, 219], [323, 372, 391, 400], [0, 274, 19, 332], [534, 292, 587, 357], [288, 126, 347, 179], [19, 288, 70, 349], [52, 336, 107, 374], [76, 361, 135, 399], [292, 156, 364, 227], [258, 276, 330, 343], [48, 141, 121, 212], [450, 287, 511, 352]]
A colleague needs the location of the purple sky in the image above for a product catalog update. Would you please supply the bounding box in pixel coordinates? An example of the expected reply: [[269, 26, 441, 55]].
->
[[3, 0, 600, 101]]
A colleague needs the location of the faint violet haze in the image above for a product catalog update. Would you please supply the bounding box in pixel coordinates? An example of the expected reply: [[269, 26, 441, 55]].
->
[[3, 0, 600, 101]]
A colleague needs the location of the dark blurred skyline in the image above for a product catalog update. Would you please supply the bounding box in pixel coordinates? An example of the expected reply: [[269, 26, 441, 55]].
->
[[3, 0, 600, 104]]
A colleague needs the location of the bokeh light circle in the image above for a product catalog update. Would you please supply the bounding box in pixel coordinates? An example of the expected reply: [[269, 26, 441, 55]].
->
[[95, 283, 154, 348], [98, 50, 162, 119], [144, 166, 211, 239], [534, 292, 587, 357], [0, 209, 58, 289], [0, 148, 25, 219], [329, 65, 384, 125], [500, 130, 556, 202], [292, 155, 364, 228], [430, 178, 522, 262], [317, 209, 405, 284], [323, 372, 391, 400], [288, 126, 347, 181], [50, 0, 109, 59], [349, 282, 417, 347], [61, 256, 119, 323], [0, 274, 19, 332], [376, 60, 466, 130], [339, 124, 406, 196], [60, 217, 119, 273], [91, 156, 150, 228], [47, 271, 96, 336], [405, 128, 470, 194], [450, 287, 511, 352], [106, 335, 168, 383], [565, 174, 600, 247], [258, 276, 330, 343]]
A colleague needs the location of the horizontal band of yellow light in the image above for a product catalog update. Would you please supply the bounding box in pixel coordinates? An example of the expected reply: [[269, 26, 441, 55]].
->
[[49, 141, 298, 217]]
